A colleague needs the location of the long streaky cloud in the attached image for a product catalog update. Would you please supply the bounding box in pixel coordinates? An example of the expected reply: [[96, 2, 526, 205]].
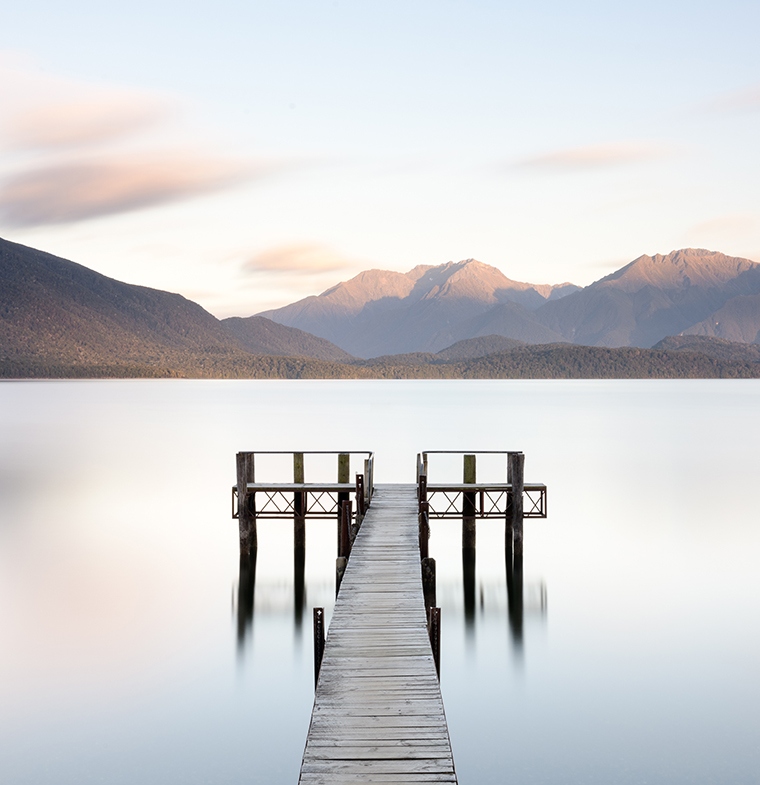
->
[[0, 153, 256, 226], [514, 141, 669, 171]]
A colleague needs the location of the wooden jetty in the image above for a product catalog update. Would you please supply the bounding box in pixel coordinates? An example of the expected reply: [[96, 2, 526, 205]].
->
[[300, 484, 456, 784], [231, 450, 548, 782]]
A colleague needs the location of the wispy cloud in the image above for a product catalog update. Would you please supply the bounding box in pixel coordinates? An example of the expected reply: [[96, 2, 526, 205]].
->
[[0, 54, 173, 151], [242, 244, 356, 274], [0, 54, 286, 227], [513, 141, 671, 172], [0, 153, 256, 226]]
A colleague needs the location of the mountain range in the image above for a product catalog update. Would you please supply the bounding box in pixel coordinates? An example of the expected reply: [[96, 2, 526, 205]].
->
[[260, 249, 760, 356], [2, 236, 759, 379]]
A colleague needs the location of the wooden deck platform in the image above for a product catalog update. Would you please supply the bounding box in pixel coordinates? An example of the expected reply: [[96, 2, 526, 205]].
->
[[299, 484, 457, 784]]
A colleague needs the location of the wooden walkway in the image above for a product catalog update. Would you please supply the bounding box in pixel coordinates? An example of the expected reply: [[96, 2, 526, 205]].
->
[[299, 484, 457, 784]]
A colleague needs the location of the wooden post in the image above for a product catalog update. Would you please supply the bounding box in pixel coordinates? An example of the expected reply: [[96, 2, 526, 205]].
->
[[509, 452, 525, 559], [419, 509, 429, 560], [427, 607, 441, 678], [356, 474, 365, 517], [363, 459, 371, 508], [340, 500, 352, 558], [422, 557, 436, 608], [463, 454, 476, 549], [335, 557, 347, 596], [337, 453, 349, 551], [313, 607, 325, 687], [418, 474, 427, 511], [338, 453, 350, 482], [236, 452, 257, 555], [294, 452, 306, 550]]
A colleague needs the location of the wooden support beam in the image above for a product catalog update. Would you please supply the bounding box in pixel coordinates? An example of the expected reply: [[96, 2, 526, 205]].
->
[[313, 607, 325, 687], [363, 459, 371, 507], [337, 453, 350, 551], [462, 454, 476, 549], [294, 452, 306, 550], [427, 606, 441, 679], [422, 557, 436, 608], [419, 509, 429, 560], [508, 452, 525, 559], [356, 473, 365, 517], [340, 500, 352, 558], [236, 452, 256, 555], [335, 557, 347, 596]]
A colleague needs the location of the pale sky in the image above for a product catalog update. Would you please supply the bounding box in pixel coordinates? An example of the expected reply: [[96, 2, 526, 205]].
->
[[1, 1, 759, 317]]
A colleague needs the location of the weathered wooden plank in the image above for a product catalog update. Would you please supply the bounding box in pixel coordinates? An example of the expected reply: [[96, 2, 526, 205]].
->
[[299, 484, 456, 783], [300, 775, 456, 784]]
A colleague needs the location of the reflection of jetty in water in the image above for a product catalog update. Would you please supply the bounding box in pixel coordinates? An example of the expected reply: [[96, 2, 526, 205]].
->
[[236, 550, 257, 652], [438, 572, 547, 642], [234, 554, 338, 654]]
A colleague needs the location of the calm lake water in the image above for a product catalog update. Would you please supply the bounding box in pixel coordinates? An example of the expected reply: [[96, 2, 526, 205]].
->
[[1, 380, 759, 784]]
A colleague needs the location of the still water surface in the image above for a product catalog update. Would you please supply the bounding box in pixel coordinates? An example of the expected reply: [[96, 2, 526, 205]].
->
[[1, 380, 758, 784]]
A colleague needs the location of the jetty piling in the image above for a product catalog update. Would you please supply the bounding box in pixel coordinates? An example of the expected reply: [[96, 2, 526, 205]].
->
[[462, 454, 476, 548], [235, 451, 256, 555]]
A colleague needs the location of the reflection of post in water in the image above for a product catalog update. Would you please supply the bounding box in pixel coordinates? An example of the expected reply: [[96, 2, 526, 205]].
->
[[237, 548, 258, 651], [294, 545, 305, 632], [462, 546, 476, 631], [506, 530, 524, 646]]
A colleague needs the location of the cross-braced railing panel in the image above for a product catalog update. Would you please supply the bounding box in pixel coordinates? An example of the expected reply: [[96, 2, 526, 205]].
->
[[524, 487, 547, 518], [232, 488, 353, 519], [425, 485, 547, 519]]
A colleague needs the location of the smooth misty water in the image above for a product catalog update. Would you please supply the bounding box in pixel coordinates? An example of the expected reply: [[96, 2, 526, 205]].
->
[[1, 380, 759, 784]]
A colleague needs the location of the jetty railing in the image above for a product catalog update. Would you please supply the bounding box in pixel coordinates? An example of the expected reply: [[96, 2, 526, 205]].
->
[[417, 450, 546, 553], [417, 450, 546, 519], [232, 451, 374, 555]]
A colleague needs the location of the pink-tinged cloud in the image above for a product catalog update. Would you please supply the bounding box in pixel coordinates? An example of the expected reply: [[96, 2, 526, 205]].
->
[[0, 153, 256, 226], [243, 244, 356, 274], [4, 95, 170, 150], [514, 141, 670, 171], [0, 54, 173, 150]]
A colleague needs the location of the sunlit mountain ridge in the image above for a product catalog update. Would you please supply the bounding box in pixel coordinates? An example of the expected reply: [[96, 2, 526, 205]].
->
[[260, 249, 760, 355]]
